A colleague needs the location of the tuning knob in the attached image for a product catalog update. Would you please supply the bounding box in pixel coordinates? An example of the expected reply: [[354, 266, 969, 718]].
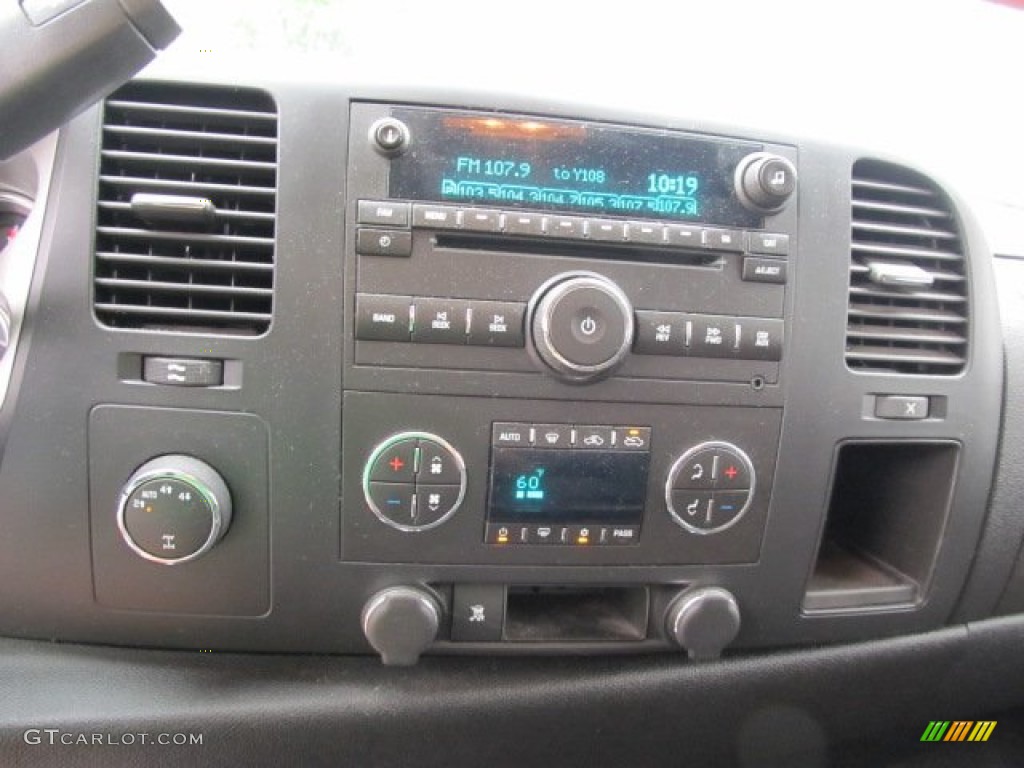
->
[[362, 586, 442, 666], [529, 272, 634, 383], [665, 586, 741, 660], [735, 152, 797, 213], [117, 455, 232, 565]]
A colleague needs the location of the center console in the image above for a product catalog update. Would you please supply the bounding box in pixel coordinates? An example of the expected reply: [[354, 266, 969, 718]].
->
[[340, 104, 797, 659], [0, 83, 1004, 667]]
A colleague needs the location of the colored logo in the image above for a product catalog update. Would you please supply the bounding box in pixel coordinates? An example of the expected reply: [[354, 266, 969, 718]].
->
[[920, 721, 996, 742]]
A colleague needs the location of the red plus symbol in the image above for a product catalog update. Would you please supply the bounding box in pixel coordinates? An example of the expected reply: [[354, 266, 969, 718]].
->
[[388, 456, 405, 472], [724, 465, 738, 480]]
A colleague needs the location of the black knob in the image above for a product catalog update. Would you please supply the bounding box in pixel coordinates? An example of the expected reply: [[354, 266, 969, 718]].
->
[[362, 586, 442, 666], [117, 455, 232, 565], [370, 117, 410, 155], [735, 152, 797, 213], [529, 272, 634, 383], [665, 586, 741, 660]]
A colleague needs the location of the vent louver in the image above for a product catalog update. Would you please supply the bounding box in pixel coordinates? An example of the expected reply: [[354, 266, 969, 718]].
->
[[94, 82, 277, 334], [846, 159, 968, 375]]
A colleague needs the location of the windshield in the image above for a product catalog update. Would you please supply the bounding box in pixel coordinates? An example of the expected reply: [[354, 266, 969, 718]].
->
[[160, 0, 1024, 221]]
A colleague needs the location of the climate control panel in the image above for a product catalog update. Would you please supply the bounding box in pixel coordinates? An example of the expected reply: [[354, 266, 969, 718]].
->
[[341, 392, 781, 567]]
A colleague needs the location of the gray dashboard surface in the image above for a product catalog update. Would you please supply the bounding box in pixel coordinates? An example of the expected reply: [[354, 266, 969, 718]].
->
[[3, 615, 1024, 767]]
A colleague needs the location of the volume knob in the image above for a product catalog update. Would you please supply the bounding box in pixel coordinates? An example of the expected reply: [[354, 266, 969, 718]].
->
[[529, 272, 634, 383]]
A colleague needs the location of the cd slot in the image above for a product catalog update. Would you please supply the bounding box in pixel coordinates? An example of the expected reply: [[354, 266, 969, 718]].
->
[[434, 232, 722, 267]]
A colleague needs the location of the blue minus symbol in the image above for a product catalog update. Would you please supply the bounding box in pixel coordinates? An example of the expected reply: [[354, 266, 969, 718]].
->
[[386, 498, 402, 506], [720, 505, 735, 512]]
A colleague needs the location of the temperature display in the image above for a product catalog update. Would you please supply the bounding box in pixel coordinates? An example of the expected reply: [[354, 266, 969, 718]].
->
[[389, 107, 763, 226], [488, 447, 650, 524]]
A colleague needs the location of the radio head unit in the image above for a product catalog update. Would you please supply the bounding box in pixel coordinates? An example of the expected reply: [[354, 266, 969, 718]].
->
[[346, 102, 797, 393], [387, 107, 766, 227]]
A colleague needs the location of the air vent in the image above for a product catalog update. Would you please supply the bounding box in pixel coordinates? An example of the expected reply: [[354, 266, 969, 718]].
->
[[846, 159, 967, 375], [94, 82, 277, 334]]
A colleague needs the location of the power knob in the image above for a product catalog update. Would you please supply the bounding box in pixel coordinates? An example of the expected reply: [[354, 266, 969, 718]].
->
[[362, 586, 442, 666], [117, 455, 232, 565], [735, 152, 797, 213], [665, 586, 741, 660], [529, 272, 634, 383]]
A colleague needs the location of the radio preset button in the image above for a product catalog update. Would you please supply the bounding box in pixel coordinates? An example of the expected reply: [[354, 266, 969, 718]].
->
[[587, 219, 628, 242], [411, 298, 470, 344], [355, 294, 411, 341], [549, 216, 585, 239], [742, 257, 788, 284], [412, 204, 460, 229], [504, 211, 546, 236], [357, 200, 411, 228], [368, 438, 417, 483], [467, 300, 526, 348], [627, 221, 666, 245], [666, 224, 702, 249], [356, 227, 413, 257], [749, 232, 790, 256], [634, 310, 687, 356], [462, 208, 503, 233]]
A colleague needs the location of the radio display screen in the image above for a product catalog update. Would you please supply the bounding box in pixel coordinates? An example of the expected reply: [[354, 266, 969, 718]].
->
[[487, 446, 650, 525], [389, 107, 763, 227]]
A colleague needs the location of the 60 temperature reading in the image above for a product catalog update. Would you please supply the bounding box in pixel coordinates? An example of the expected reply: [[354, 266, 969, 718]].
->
[[514, 468, 546, 501]]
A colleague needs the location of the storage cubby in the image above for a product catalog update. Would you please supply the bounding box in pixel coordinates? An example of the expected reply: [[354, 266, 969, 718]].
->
[[804, 441, 960, 612]]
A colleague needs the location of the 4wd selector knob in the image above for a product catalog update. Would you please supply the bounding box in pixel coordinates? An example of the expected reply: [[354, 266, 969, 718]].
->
[[529, 272, 634, 383], [117, 455, 232, 565], [735, 152, 797, 212]]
